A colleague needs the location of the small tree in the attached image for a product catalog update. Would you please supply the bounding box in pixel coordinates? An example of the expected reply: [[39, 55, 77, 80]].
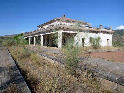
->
[[90, 37, 101, 49]]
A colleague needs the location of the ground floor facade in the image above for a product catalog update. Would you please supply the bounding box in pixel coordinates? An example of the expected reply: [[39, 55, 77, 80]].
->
[[25, 30, 112, 48]]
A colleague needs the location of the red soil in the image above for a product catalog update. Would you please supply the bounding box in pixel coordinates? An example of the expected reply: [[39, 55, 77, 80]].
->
[[90, 51, 124, 63]]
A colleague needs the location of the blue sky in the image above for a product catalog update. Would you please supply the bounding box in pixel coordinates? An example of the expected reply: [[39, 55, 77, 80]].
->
[[0, 0, 124, 36]]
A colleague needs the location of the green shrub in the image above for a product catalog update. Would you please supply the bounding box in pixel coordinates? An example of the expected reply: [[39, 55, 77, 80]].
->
[[13, 33, 28, 45], [90, 37, 101, 49], [2, 33, 28, 46], [63, 38, 80, 76]]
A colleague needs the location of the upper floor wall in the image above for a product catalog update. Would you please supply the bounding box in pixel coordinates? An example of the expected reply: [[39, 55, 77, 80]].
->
[[39, 21, 89, 29]]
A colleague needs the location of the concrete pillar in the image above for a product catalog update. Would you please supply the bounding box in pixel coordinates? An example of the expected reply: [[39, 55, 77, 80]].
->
[[33, 36, 36, 46], [58, 31, 62, 48], [29, 37, 31, 45], [40, 34, 43, 46]]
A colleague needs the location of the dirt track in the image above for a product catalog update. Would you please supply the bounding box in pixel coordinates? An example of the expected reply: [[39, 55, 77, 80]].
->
[[90, 51, 124, 63]]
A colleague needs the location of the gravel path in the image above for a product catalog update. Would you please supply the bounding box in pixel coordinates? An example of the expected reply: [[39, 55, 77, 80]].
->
[[0, 47, 31, 93]]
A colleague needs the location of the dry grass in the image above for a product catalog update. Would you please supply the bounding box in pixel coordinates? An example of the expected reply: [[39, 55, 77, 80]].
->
[[3, 83, 18, 93], [3, 84, 18, 93], [8, 46, 113, 93]]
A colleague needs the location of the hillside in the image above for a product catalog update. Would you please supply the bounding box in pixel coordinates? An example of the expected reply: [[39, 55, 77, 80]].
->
[[113, 29, 124, 46]]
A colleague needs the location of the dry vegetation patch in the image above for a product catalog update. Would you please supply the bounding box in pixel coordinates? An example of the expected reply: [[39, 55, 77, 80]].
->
[[8, 46, 113, 93]]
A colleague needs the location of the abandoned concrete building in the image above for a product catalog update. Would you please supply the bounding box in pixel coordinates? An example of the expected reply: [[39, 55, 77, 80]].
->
[[24, 16, 114, 48]]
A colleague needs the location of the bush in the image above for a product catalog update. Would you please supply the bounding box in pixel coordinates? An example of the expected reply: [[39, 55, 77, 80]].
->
[[13, 33, 28, 45], [2, 33, 28, 46], [63, 38, 80, 76], [10, 46, 31, 61], [90, 37, 101, 49], [2, 38, 16, 46], [113, 41, 124, 47]]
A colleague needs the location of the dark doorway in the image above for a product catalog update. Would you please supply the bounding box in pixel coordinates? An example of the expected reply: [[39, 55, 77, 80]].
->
[[62, 33, 76, 46], [82, 38, 85, 47], [43, 33, 58, 47], [107, 39, 109, 46]]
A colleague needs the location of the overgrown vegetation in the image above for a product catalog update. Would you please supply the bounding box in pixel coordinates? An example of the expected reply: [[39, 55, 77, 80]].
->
[[49, 33, 58, 47], [1, 33, 113, 93], [63, 38, 80, 76], [113, 30, 124, 47], [0, 36, 12, 45], [113, 41, 124, 47], [90, 37, 101, 49], [8, 46, 113, 93], [1, 33, 27, 46]]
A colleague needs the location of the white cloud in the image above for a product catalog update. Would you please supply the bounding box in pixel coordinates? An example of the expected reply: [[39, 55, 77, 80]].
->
[[116, 25, 124, 30]]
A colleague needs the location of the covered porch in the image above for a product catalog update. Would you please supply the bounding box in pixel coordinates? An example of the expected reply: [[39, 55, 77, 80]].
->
[[25, 31, 77, 48]]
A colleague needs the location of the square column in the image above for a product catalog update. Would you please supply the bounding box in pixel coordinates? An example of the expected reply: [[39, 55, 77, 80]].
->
[[58, 31, 62, 48], [40, 34, 43, 46], [29, 37, 31, 45], [33, 36, 36, 46]]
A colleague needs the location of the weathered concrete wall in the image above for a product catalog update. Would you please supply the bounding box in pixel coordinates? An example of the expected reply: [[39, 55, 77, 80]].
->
[[74, 32, 112, 47]]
